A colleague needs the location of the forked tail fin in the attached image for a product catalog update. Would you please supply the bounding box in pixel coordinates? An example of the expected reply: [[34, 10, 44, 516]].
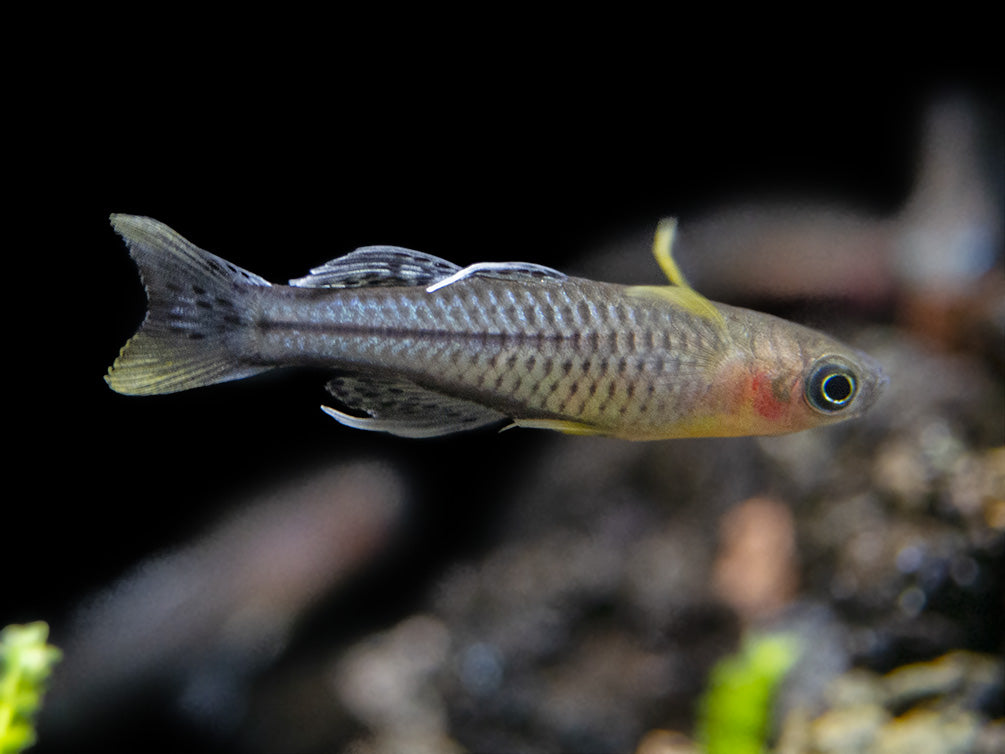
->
[[106, 214, 273, 395]]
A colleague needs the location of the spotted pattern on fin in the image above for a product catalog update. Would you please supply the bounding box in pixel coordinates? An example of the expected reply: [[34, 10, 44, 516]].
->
[[290, 246, 461, 289], [322, 373, 506, 437]]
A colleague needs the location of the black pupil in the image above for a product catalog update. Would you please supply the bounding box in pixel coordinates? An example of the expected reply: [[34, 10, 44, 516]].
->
[[822, 373, 853, 403]]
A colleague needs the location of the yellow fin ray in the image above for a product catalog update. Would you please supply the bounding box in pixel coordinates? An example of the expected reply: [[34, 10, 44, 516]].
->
[[626, 284, 725, 327], [624, 218, 726, 329], [652, 217, 690, 287]]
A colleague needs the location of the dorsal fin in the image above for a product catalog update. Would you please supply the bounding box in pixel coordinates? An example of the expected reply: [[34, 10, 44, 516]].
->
[[425, 261, 567, 292], [626, 284, 726, 327], [626, 218, 726, 328], [289, 246, 461, 289], [652, 217, 691, 287]]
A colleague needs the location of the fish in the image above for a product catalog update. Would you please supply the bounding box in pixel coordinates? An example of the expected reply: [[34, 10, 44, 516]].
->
[[105, 214, 887, 439]]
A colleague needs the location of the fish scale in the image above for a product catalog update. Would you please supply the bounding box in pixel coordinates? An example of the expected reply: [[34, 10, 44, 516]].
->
[[105, 214, 887, 439], [250, 276, 727, 429]]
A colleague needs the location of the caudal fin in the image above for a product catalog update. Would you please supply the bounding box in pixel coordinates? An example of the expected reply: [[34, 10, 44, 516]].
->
[[106, 214, 273, 395]]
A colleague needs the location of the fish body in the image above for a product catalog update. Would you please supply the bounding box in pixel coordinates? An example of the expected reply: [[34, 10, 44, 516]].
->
[[106, 215, 886, 439]]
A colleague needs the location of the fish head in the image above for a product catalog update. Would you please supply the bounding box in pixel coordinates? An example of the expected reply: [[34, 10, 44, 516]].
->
[[710, 306, 888, 437]]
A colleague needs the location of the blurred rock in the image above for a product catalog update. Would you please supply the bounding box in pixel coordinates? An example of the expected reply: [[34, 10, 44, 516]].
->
[[777, 651, 1003, 754], [332, 615, 462, 754], [45, 461, 405, 741], [713, 496, 799, 623], [634, 728, 698, 754]]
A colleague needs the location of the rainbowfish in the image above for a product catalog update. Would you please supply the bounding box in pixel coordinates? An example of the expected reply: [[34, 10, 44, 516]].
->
[[105, 214, 886, 439]]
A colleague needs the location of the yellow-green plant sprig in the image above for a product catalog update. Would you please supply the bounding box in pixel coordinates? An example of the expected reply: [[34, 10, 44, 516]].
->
[[1, 622, 61, 754], [696, 632, 801, 754]]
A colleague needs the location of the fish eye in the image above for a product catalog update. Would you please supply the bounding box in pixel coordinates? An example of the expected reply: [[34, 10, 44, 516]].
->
[[805, 359, 857, 413]]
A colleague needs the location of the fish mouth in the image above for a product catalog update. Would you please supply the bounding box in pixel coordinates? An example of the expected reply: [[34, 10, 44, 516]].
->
[[851, 351, 889, 414]]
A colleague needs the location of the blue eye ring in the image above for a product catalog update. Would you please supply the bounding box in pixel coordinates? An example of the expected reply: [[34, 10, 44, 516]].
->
[[806, 358, 857, 413]]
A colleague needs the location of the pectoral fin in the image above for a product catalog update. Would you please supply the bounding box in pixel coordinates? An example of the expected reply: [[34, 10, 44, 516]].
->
[[506, 418, 605, 436]]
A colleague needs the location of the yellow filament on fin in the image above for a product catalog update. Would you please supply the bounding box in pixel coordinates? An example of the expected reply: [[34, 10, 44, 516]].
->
[[626, 284, 726, 327], [626, 219, 725, 328], [653, 217, 689, 287]]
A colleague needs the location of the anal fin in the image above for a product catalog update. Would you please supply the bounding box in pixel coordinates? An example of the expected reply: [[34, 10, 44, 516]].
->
[[321, 374, 506, 437]]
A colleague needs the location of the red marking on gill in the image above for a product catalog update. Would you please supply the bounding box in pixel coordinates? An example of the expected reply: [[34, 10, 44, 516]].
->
[[751, 372, 787, 421]]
